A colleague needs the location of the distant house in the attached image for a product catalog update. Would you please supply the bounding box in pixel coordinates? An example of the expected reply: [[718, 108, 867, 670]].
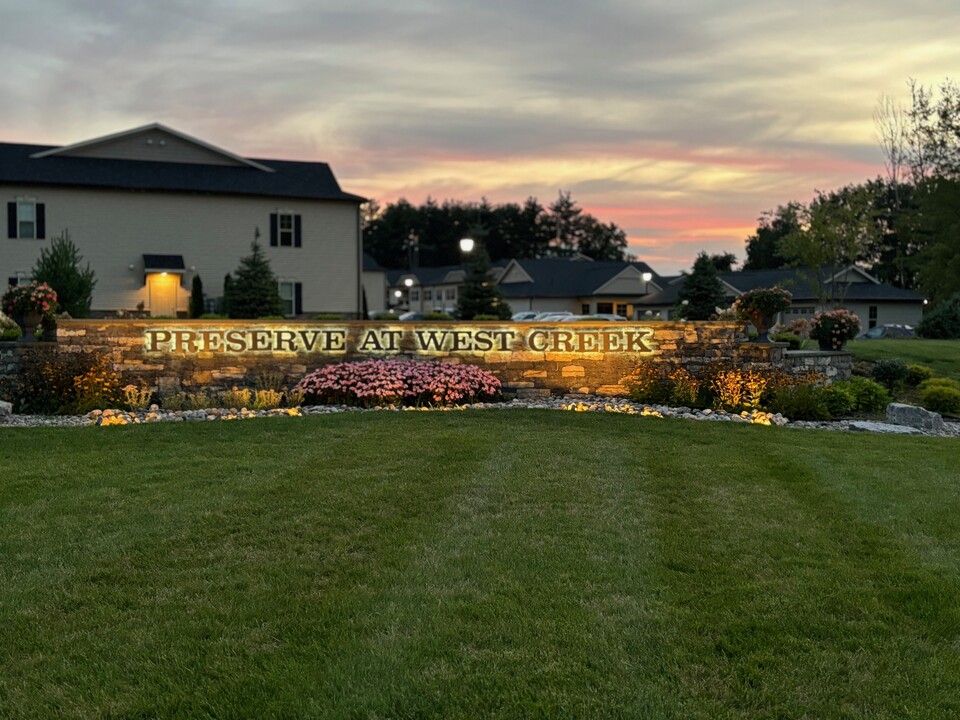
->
[[385, 257, 663, 318], [638, 266, 926, 328], [1, 123, 366, 317], [362, 253, 388, 316]]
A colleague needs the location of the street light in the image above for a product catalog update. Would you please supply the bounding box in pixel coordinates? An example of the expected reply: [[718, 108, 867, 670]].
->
[[459, 237, 475, 254], [641, 272, 653, 283], [403, 277, 414, 288]]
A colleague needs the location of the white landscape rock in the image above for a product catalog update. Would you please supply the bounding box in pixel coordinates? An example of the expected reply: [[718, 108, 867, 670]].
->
[[849, 421, 923, 435], [0, 400, 11, 417], [885, 403, 946, 432]]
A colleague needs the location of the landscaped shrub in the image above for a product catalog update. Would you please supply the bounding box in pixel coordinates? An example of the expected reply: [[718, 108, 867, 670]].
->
[[624, 362, 671, 404], [221, 387, 253, 409], [770, 332, 802, 350], [0, 312, 22, 341], [822, 383, 856, 417], [918, 291, 960, 339], [370, 311, 398, 320], [766, 384, 832, 420], [284, 387, 306, 408], [122, 384, 154, 411], [835, 376, 891, 414], [473, 314, 500, 320], [424, 312, 454, 321], [252, 389, 283, 410], [255, 371, 286, 392], [918, 385, 960, 415], [161, 392, 187, 411], [71, 356, 124, 413], [184, 392, 215, 410], [667, 366, 702, 407], [905, 364, 936, 387], [871, 358, 909, 392], [709, 367, 775, 411], [917, 377, 960, 392], [313, 313, 342, 320], [14, 349, 102, 414], [296, 359, 503, 407]]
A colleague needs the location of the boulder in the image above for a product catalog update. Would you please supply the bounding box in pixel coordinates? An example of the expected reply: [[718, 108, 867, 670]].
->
[[885, 403, 945, 432], [850, 421, 922, 435], [0, 400, 11, 417]]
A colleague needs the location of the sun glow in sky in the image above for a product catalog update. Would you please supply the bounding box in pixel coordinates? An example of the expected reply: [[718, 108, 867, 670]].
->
[[3, 0, 960, 273]]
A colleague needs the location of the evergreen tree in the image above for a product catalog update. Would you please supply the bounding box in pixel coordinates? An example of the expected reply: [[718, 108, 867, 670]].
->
[[227, 242, 282, 318], [676, 253, 727, 320], [221, 274, 234, 316], [30, 229, 97, 317], [456, 245, 512, 320], [189, 274, 204, 318]]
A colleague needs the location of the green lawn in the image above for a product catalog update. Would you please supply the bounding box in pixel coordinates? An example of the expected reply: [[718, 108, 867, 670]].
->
[[846, 338, 960, 380], [2, 412, 959, 719]]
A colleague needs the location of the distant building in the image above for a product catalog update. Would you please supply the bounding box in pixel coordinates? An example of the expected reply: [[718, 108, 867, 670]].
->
[[2, 123, 365, 317], [384, 257, 925, 326], [638, 266, 926, 327]]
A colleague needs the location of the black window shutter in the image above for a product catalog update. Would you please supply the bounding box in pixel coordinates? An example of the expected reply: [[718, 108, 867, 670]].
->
[[6, 203, 15, 239], [36, 204, 45, 239], [294, 282, 303, 315], [294, 215, 302, 247], [270, 213, 278, 247]]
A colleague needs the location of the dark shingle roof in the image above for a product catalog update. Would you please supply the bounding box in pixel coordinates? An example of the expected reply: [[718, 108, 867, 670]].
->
[[0, 142, 366, 203], [638, 267, 925, 306], [498, 258, 659, 298]]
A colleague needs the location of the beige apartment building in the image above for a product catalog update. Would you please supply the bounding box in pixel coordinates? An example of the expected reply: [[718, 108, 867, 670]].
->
[[1, 124, 365, 317]]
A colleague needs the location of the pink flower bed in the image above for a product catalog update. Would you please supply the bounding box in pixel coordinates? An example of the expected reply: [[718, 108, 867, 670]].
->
[[296, 359, 503, 407]]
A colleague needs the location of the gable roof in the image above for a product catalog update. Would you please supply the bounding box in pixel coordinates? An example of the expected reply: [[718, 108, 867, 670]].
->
[[638, 266, 925, 306], [497, 258, 659, 298], [0, 125, 366, 203]]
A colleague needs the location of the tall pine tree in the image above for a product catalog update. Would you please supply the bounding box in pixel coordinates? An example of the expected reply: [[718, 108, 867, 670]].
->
[[456, 245, 511, 320], [227, 241, 282, 319], [676, 253, 727, 320]]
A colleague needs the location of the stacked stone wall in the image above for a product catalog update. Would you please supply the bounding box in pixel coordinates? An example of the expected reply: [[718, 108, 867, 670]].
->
[[0, 321, 850, 402]]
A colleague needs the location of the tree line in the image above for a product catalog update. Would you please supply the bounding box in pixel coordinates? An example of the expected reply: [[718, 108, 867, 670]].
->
[[743, 78, 960, 308], [362, 191, 629, 268]]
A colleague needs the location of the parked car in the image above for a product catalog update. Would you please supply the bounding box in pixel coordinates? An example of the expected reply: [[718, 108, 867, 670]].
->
[[511, 311, 539, 321], [855, 324, 915, 339], [533, 311, 574, 321], [560, 314, 627, 322], [398, 311, 425, 321]]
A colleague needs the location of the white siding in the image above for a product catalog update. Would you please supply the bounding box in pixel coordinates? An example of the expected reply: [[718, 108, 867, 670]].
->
[[61, 130, 245, 166], [844, 302, 923, 328], [362, 270, 387, 315], [1, 185, 360, 316]]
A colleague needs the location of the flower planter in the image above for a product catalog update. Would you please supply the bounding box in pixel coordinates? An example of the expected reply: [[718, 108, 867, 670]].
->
[[14, 312, 43, 342], [818, 337, 846, 352]]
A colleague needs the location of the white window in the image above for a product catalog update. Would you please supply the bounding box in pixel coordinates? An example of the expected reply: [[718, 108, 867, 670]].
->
[[278, 281, 301, 316], [17, 201, 36, 239], [410, 289, 420, 302], [278, 213, 294, 247], [445, 288, 456, 301], [424, 289, 433, 302], [270, 211, 301, 248]]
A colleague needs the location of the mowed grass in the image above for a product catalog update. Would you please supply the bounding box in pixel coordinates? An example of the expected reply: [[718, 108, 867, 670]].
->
[[847, 338, 960, 380], [1, 412, 959, 720]]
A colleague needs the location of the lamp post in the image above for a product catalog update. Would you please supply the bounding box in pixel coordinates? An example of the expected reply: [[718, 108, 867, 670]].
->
[[459, 237, 475, 254]]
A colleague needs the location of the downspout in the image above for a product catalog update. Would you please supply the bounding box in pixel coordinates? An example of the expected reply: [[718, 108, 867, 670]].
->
[[357, 204, 363, 319]]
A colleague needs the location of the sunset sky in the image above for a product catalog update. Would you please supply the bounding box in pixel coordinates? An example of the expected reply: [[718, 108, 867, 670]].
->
[[3, 0, 959, 272]]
